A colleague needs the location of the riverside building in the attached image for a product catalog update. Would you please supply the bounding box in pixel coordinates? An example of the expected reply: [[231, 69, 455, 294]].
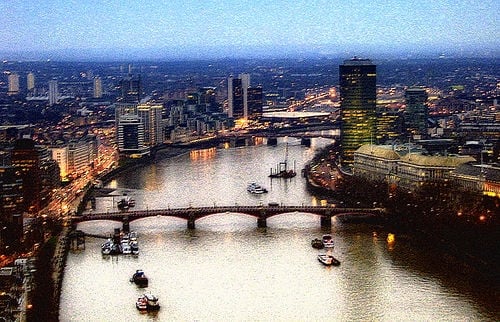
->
[[339, 58, 377, 166]]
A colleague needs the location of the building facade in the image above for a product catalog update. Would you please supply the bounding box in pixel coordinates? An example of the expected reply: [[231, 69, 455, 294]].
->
[[339, 58, 377, 165], [405, 87, 428, 139]]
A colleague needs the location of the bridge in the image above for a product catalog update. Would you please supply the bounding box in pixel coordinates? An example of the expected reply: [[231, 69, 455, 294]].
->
[[72, 205, 386, 230]]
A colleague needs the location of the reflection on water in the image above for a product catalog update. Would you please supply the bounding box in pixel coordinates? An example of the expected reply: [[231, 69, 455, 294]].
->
[[60, 139, 499, 321]]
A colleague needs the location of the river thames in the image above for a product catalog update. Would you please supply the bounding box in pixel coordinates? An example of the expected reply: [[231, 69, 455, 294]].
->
[[59, 138, 499, 321]]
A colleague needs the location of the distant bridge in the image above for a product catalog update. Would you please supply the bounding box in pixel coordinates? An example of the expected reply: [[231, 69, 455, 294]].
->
[[72, 205, 386, 230]]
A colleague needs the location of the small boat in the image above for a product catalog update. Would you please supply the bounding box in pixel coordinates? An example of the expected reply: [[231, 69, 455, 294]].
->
[[122, 244, 132, 255], [129, 231, 138, 241], [136, 296, 148, 311], [130, 241, 139, 255], [311, 238, 324, 249], [247, 182, 268, 194], [317, 254, 341, 266], [138, 293, 160, 310], [322, 234, 334, 248], [101, 239, 113, 255], [130, 270, 148, 287]]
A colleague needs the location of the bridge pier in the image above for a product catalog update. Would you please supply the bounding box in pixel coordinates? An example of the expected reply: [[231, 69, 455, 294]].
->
[[188, 214, 195, 229], [320, 215, 332, 228], [122, 216, 130, 234], [257, 217, 267, 228]]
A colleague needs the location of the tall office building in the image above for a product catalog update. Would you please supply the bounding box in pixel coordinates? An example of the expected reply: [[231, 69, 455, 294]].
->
[[8, 73, 20, 95], [339, 58, 377, 165], [119, 75, 141, 103], [247, 86, 264, 119], [116, 115, 149, 156], [405, 87, 428, 139], [48, 79, 59, 105], [93, 76, 103, 98], [27, 72, 35, 92], [228, 73, 250, 119]]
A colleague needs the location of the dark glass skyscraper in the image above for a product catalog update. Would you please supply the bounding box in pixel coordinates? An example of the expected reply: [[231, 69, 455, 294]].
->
[[405, 87, 428, 139], [339, 58, 377, 165]]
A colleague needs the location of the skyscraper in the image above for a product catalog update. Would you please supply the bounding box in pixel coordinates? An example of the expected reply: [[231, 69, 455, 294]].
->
[[8, 73, 20, 95], [339, 58, 377, 165], [228, 73, 250, 119], [27, 72, 35, 93], [93, 76, 103, 98], [137, 103, 164, 146], [48, 80, 59, 105], [405, 87, 428, 139]]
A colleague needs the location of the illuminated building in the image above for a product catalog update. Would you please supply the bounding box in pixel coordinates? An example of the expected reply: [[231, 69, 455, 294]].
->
[[116, 114, 150, 157], [228, 73, 250, 119], [137, 103, 164, 146], [339, 58, 377, 165], [247, 86, 263, 120], [405, 87, 428, 139], [353, 144, 475, 191]]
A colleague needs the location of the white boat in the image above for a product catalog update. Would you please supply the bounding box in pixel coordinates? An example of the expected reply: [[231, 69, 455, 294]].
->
[[138, 293, 160, 310], [247, 182, 268, 194], [122, 244, 132, 254], [130, 241, 139, 255], [101, 239, 113, 255], [317, 254, 340, 266], [136, 296, 147, 310], [129, 231, 138, 241], [322, 234, 334, 248]]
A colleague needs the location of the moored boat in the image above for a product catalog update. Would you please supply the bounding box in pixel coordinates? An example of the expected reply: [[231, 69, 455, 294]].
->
[[130, 269, 148, 287], [140, 293, 160, 310], [317, 254, 341, 266], [136, 296, 148, 311], [311, 238, 324, 249], [321, 234, 334, 248]]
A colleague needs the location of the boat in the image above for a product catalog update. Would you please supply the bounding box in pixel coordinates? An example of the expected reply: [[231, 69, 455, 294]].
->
[[130, 269, 148, 287], [322, 234, 334, 248], [101, 239, 113, 255], [247, 182, 268, 194], [122, 244, 132, 255], [130, 240, 139, 255], [317, 254, 341, 266], [136, 293, 160, 310], [269, 143, 297, 178], [136, 296, 148, 311], [311, 238, 324, 249], [117, 194, 135, 211]]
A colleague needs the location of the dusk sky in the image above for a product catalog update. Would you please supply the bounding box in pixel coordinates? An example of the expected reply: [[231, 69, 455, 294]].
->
[[1, 0, 499, 60]]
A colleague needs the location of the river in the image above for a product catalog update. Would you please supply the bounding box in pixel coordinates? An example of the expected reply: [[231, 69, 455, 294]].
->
[[59, 137, 499, 321]]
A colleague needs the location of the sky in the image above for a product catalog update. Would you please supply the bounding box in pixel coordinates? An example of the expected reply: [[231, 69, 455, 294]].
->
[[1, 0, 499, 60]]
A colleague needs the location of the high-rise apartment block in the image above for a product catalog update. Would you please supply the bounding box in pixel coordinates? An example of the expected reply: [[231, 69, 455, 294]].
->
[[48, 80, 59, 105], [8, 73, 20, 95], [27, 72, 35, 92], [339, 58, 377, 165], [93, 76, 103, 98], [137, 103, 164, 146], [405, 87, 428, 139]]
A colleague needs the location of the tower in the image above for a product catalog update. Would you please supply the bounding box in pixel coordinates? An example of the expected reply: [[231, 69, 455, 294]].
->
[[27, 72, 35, 93], [93, 76, 103, 98], [339, 58, 377, 165], [48, 79, 59, 105], [8, 73, 20, 95], [228, 73, 250, 119], [405, 87, 428, 139]]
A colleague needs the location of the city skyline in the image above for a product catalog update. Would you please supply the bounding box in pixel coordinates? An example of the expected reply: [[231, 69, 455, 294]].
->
[[1, 0, 499, 61]]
